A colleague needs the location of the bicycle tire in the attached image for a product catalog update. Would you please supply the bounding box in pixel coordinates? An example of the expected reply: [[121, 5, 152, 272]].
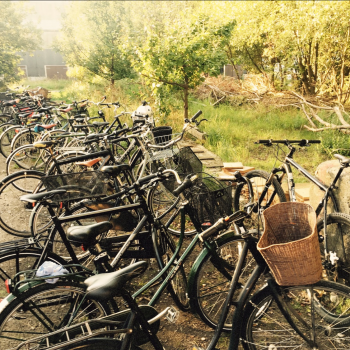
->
[[192, 232, 258, 331], [61, 339, 124, 350], [0, 248, 68, 299], [0, 124, 19, 158], [147, 181, 197, 236], [317, 212, 350, 284], [6, 143, 49, 175], [233, 170, 287, 229], [0, 281, 110, 349], [241, 280, 350, 350], [10, 128, 37, 153], [0, 170, 45, 237], [159, 228, 190, 311]]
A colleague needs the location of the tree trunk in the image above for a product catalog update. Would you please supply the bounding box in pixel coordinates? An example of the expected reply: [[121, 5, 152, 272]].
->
[[183, 76, 189, 119]]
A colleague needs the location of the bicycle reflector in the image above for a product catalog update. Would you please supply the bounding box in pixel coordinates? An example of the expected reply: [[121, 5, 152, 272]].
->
[[4, 279, 12, 294]]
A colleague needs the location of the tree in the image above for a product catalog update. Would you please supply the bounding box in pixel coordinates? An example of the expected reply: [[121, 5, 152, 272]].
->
[[228, 1, 350, 102], [55, 1, 134, 85], [0, 2, 40, 84], [132, 5, 235, 118]]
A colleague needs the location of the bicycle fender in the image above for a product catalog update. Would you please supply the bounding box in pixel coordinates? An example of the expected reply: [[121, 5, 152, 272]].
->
[[0, 280, 43, 313], [0, 169, 46, 185], [187, 230, 238, 313]]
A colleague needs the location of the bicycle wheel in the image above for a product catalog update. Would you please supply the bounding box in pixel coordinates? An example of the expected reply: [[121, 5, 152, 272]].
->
[[0, 281, 110, 349], [61, 339, 123, 350], [191, 232, 258, 331], [10, 128, 37, 152], [0, 124, 19, 158], [0, 248, 68, 299], [0, 170, 45, 237], [6, 143, 49, 175], [233, 170, 287, 230], [317, 212, 350, 284], [241, 280, 350, 350], [159, 227, 190, 311], [147, 182, 197, 236]]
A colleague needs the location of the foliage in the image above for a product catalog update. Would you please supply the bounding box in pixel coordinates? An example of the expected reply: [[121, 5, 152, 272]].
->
[[54, 1, 134, 85], [130, 4, 235, 118], [0, 2, 41, 84], [227, 1, 350, 102]]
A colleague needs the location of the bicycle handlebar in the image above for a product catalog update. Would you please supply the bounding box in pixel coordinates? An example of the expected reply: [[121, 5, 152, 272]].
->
[[256, 139, 321, 146], [191, 110, 202, 122], [173, 174, 198, 196]]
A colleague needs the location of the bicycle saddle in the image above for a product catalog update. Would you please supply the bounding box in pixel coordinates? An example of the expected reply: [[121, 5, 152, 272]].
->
[[3, 100, 16, 106], [101, 164, 131, 176], [18, 112, 33, 118], [38, 106, 54, 112], [33, 140, 57, 149], [20, 189, 67, 203], [85, 261, 148, 301], [66, 221, 113, 246], [334, 153, 350, 165]]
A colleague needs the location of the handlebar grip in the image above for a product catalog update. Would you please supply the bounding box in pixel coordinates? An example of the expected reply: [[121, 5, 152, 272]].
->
[[173, 175, 195, 196], [198, 219, 227, 241], [256, 140, 271, 144], [307, 140, 321, 144], [191, 110, 202, 122]]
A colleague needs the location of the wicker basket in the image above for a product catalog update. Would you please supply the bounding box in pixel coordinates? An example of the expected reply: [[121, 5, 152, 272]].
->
[[257, 202, 322, 286]]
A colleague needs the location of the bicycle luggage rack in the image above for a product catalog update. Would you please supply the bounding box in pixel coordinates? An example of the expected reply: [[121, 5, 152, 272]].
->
[[15, 318, 129, 350], [8, 264, 93, 296], [14, 304, 161, 350], [0, 237, 37, 255]]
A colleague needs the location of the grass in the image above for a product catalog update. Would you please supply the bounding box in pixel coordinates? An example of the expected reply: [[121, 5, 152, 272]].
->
[[11, 78, 350, 182], [186, 101, 350, 183]]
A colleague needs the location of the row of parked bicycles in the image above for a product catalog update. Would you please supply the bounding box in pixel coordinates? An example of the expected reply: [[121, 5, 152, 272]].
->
[[0, 87, 349, 349]]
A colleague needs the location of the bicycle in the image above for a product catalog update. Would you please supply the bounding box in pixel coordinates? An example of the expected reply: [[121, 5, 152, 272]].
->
[[3, 195, 350, 349], [234, 139, 350, 283]]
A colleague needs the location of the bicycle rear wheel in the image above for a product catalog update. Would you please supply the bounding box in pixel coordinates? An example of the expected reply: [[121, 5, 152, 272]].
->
[[241, 280, 350, 350], [317, 212, 350, 284], [0, 248, 68, 299], [233, 170, 287, 229], [0, 281, 110, 349]]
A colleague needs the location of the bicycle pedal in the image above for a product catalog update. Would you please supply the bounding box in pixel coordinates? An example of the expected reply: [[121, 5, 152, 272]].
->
[[165, 306, 178, 323]]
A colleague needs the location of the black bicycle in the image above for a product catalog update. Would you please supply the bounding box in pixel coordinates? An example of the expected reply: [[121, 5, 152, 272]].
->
[[234, 139, 350, 283]]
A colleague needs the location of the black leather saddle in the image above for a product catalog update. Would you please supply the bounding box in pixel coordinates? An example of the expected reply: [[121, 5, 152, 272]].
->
[[66, 221, 113, 246], [85, 261, 148, 301]]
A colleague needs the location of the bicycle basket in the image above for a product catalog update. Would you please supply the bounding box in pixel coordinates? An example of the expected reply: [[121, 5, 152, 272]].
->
[[40, 171, 110, 204], [257, 202, 322, 286], [152, 126, 172, 144], [183, 173, 232, 228], [153, 147, 203, 192]]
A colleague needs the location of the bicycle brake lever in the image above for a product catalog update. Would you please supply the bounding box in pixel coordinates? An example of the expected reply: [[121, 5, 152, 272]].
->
[[196, 118, 208, 127]]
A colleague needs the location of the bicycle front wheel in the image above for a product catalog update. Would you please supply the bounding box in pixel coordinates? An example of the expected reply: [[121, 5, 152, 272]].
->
[[0, 170, 45, 236], [192, 232, 258, 331], [241, 280, 350, 350], [0, 281, 110, 349], [233, 170, 287, 229]]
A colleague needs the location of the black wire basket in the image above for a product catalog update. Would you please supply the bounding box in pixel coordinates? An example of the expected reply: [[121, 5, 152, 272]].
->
[[40, 171, 110, 204], [183, 173, 232, 229], [154, 146, 203, 192]]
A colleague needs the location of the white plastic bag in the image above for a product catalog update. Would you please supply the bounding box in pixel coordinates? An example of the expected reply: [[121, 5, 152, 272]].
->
[[36, 261, 68, 284]]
